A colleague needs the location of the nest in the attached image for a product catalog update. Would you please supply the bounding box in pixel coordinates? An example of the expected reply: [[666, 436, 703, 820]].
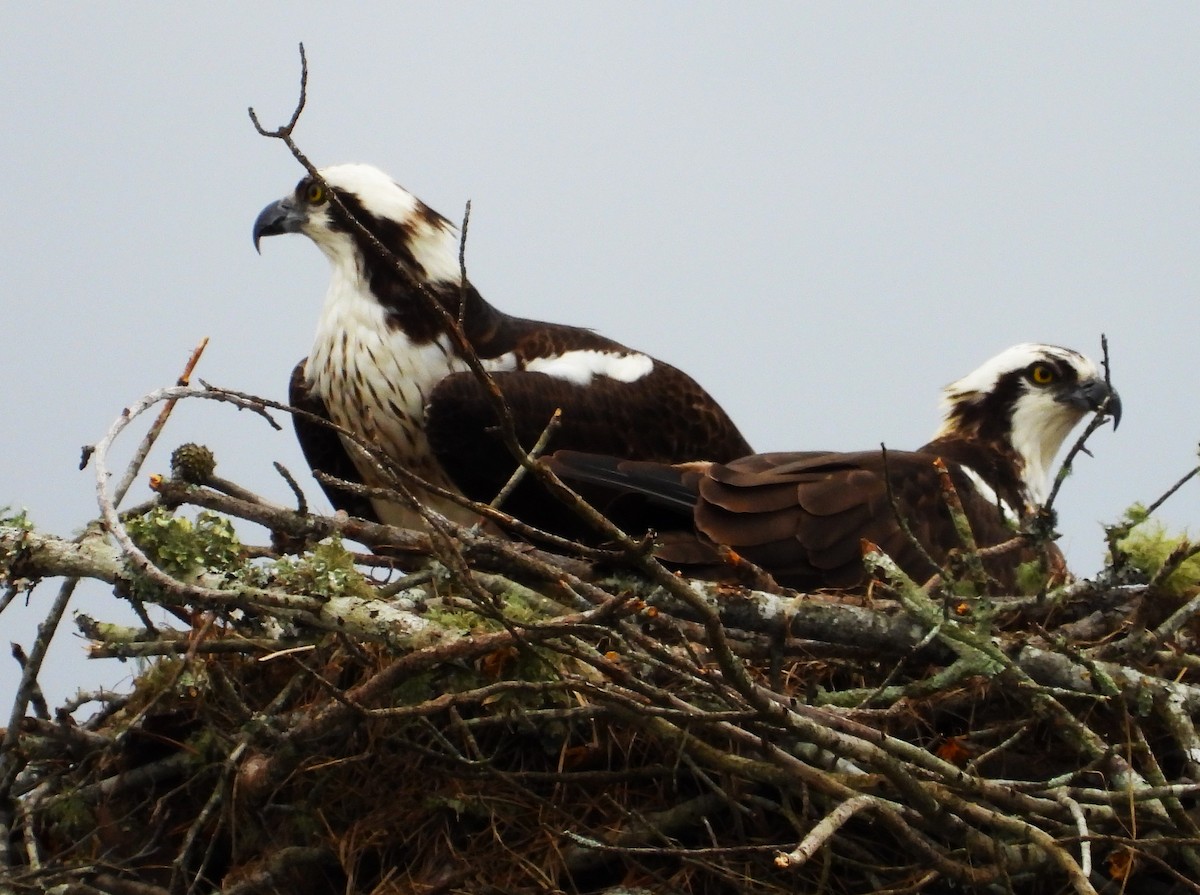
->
[[2, 425, 1200, 895]]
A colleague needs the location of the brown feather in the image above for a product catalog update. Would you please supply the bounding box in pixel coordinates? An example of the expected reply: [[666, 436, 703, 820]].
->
[[546, 447, 1054, 594], [424, 368, 750, 535]]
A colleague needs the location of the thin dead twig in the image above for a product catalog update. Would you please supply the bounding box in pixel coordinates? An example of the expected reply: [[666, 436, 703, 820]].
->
[[1041, 335, 1120, 518], [109, 337, 209, 507], [490, 408, 561, 510]]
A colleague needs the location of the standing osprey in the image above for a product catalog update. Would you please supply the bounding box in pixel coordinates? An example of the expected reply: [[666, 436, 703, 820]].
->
[[546, 344, 1120, 592], [252, 163, 751, 531]]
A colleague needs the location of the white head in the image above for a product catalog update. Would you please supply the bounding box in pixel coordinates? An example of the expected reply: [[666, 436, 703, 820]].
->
[[936, 343, 1120, 504], [252, 163, 463, 284]]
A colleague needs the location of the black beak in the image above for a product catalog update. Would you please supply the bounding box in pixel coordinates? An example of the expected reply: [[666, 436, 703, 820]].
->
[[252, 197, 305, 253], [1071, 378, 1122, 430]]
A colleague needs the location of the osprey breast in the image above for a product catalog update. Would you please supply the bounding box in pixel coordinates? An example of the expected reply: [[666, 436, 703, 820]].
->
[[307, 271, 514, 526]]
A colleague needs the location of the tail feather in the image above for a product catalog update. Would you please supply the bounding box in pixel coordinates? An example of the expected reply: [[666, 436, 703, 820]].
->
[[544, 450, 705, 515]]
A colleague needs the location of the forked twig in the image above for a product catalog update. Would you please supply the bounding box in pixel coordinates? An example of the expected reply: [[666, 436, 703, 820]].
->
[[490, 409, 562, 510], [248, 43, 307, 139], [1042, 334, 1119, 517]]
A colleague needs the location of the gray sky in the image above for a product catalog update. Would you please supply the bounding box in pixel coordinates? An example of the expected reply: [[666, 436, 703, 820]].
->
[[3, 5, 1197, 707]]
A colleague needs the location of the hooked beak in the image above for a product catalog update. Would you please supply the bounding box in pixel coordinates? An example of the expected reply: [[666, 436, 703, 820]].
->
[[1068, 378, 1122, 430], [252, 196, 306, 253]]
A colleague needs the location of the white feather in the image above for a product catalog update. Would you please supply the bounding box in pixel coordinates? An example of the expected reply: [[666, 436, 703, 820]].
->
[[958, 466, 1019, 525], [1008, 388, 1090, 505], [525, 350, 654, 386]]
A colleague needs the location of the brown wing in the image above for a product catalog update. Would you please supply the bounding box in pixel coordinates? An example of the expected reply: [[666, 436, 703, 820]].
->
[[548, 449, 1040, 593], [695, 450, 1035, 590], [425, 365, 750, 534], [288, 360, 380, 522]]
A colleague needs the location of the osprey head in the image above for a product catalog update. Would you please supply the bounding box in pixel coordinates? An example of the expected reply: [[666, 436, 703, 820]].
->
[[252, 163, 461, 284], [936, 343, 1121, 504]]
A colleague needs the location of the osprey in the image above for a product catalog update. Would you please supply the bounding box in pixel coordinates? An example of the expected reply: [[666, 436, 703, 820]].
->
[[252, 163, 751, 531], [546, 344, 1121, 593]]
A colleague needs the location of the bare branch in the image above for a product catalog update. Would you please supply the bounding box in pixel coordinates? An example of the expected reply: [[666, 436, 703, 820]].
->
[[1041, 337, 1121, 517], [110, 336, 209, 507], [248, 42, 307, 137]]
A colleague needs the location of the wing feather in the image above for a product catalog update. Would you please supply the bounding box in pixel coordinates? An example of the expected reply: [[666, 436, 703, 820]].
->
[[549, 447, 1047, 593], [426, 369, 749, 534]]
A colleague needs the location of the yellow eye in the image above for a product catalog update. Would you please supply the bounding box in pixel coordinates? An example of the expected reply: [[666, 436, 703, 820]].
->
[[1029, 363, 1056, 385], [305, 182, 326, 204]]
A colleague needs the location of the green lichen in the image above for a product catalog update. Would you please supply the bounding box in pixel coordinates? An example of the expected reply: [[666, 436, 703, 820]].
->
[[1113, 505, 1199, 596], [270, 536, 375, 601], [1015, 557, 1054, 596], [126, 507, 245, 581], [391, 671, 436, 706], [185, 726, 225, 763], [43, 792, 95, 839], [0, 507, 36, 588], [421, 603, 499, 633], [128, 656, 213, 705], [0, 506, 33, 530]]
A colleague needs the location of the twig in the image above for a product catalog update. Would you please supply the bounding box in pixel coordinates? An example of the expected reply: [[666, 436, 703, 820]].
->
[[932, 457, 988, 592], [774, 794, 877, 868], [38, 752, 196, 812], [490, 409, 561, 509], [1138, 453, 1200, 522], [1148, 583, 1200, 648], [176, 741, 246, 895], [312, 469, 615, 559], [0, 577, 80, 801], [458, 199, 471, 329], [1149, 538, 1200, 590], [1056, 794, 1091, 879], [247, 43, 307, 139], [1042, 338, 1120, 517], [109, 337, 209, 507], [8, 644, 49, 721], [880, 443, 945, 583], [273, 461, 308, 515]]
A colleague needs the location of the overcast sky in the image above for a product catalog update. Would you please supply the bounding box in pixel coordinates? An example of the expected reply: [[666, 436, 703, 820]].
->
[[3, 5, 1197, 708]]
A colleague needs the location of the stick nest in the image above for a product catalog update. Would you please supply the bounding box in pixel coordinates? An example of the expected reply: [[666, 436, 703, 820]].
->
[[3, 445, 1200, 895]]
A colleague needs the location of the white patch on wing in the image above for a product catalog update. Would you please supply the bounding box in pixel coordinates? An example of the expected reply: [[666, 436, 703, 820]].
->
[[525, 350, 654, 386], [957, 465, 1019, 525], [307, 269, 516, 528]]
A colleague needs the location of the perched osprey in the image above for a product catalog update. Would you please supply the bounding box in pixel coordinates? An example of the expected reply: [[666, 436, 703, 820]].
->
[[546, 344, 1121, 592], [253, 163, 751, 531]]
